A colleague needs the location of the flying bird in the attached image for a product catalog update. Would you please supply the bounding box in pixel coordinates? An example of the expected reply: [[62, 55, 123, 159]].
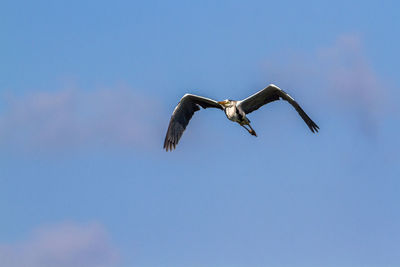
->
[[164, 84, 319, 151]]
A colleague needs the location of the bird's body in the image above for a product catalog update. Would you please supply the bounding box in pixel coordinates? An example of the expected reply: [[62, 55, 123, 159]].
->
[[220, 100, 256, 136], [164, 84, 319, 151], [225, 103, 238, 121], [222, 101, 241, 122]]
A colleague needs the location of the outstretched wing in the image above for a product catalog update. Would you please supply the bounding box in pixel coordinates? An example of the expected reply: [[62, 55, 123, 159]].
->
[[164, 94, 223, 151], [237, 84, 319, 133]]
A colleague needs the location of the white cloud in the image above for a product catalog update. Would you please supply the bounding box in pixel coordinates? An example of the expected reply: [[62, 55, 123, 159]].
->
[[0, 87, 162, 152], [0, 222, 120, 267], [317, 34, 386, 111], [262, 33, 390, 134]]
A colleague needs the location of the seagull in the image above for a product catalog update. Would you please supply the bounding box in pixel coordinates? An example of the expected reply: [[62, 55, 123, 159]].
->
[[164, 84, 319, 151]]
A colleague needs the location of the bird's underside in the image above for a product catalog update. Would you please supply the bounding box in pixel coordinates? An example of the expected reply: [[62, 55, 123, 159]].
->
[[163, 84, 319, 151]]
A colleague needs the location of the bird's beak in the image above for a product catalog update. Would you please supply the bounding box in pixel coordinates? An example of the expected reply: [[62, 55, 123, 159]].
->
[[218, 101, 226, 105]]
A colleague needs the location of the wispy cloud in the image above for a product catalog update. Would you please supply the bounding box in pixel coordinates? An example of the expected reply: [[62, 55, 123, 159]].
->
[[0, 222, 120, 267], [262, 33, 390, 135], [0, 87, 162, 153], [317, 35, 387, 129]]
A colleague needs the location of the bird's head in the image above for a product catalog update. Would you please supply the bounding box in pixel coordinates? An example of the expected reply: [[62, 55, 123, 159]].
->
[[218, 99, 234, 107]]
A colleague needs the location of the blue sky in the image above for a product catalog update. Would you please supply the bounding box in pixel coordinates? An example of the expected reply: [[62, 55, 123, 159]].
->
[[1, 0, 399, 266]]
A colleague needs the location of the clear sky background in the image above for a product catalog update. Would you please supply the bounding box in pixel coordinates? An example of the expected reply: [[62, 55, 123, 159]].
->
[[1, 1, 399, 266]]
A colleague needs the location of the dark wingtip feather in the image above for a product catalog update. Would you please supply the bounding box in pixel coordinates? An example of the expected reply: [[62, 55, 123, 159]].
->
[[163, 133, 176, 152], [308, 120, 319, 133], [163, 131, 179, 152]]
